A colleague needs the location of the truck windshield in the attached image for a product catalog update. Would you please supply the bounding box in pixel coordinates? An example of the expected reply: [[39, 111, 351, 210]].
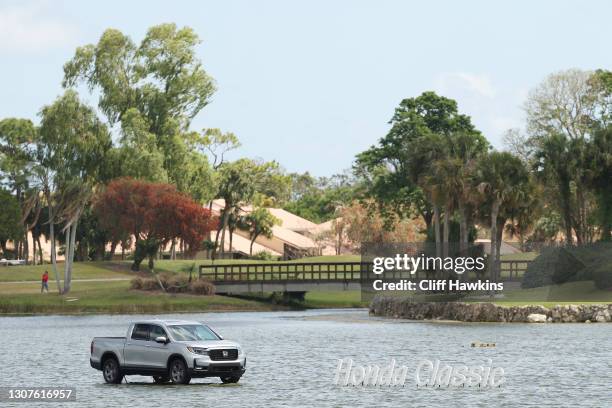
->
[[167, 324, 220, 341]]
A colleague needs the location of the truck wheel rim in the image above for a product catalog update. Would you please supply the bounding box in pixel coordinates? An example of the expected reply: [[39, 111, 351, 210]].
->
[[104, 361, 116, 381], [171, 362, 183, 381]]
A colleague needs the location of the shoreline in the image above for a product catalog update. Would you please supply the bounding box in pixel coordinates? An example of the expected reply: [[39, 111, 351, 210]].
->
[[369, 296, 612, 323]]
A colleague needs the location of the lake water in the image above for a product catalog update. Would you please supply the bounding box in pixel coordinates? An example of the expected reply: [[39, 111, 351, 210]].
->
[[1, 309, 610, 407]]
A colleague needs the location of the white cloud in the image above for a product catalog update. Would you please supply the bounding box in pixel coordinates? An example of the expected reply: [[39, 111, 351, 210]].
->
[[0, 1, 75, 52], [435, 72, 496, 98]]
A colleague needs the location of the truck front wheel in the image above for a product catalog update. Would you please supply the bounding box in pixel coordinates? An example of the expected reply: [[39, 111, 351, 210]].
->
[[153, 376, 170, 384], [220, 375, 241, 384], [169, 358, 191, 385], [102, 357, 124, 384]]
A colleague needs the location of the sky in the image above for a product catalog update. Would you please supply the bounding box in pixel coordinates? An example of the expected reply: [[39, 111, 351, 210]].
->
[[1, 0, 612, 177]]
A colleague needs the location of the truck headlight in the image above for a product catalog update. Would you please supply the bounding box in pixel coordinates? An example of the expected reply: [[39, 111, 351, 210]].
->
[[237, 347, 245, 356], [187, 346, 208, 355]]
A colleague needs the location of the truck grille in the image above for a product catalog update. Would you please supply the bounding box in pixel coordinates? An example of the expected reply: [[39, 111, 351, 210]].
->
[[209, 349, 238, 361]]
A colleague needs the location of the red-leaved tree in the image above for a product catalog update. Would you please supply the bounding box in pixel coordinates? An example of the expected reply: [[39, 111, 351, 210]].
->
[[94, 178, 217, 271]]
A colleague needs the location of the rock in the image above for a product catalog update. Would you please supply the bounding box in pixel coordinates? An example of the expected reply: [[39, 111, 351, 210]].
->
[[369, 297, 611, 323], [585, 320, 591, 323], [527, 313, 548, 323]]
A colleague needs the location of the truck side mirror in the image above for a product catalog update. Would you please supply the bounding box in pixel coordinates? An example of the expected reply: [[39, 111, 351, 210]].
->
[[154, 336, 168, 344]]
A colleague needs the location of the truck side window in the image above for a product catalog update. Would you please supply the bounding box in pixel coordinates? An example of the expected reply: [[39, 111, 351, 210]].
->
[[149, 325, 167, 340], [131, 324, 150, 340]]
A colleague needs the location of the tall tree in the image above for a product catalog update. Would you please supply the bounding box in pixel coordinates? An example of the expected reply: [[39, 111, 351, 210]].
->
[[355, 91, 485, 256], [0, 118, 39, 263], [38, 90, 111, 294], [0, 189, 22, 256], [63, 24, 216, 192], [95, 178, 217, 271], [478, 152, 529, 281], [525, 69, 610, 244], [241, 208, 281, 255]]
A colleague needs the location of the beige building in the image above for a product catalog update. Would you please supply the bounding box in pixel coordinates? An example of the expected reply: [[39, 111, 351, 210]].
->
[[209, 199, 338, 259], [4, 201, 342, 263]]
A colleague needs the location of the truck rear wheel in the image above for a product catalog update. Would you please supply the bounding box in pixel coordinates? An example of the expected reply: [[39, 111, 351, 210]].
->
[[169, 358, 191, 385], [102, 357, 124, 384]]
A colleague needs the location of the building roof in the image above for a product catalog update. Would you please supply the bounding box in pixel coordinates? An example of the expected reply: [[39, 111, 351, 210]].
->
[[209, 200, 319, 251], [210, 199, 252, 215], [214, 229, 282, 256], [266, 208, 317, 232], [312, 218, 340, 234], [271, 225, 317, 249]]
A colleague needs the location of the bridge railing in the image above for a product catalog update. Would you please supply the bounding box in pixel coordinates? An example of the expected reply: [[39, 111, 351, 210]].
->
[[199, 260, 532, 283], [199, 262, 368, 283], [498, 260, 531, 281]]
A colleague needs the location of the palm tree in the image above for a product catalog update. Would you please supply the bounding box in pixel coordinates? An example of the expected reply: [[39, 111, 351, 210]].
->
[[478, 152, 529, 281]]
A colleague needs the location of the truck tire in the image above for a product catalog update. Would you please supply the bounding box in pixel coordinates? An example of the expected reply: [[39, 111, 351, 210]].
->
[[102, 356, 124, 384], [169, 358, 191, 385], [220, 375, 241, 384], [153, 376, 170, 384]]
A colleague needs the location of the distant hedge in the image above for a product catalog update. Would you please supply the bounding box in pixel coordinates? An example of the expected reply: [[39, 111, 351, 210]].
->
[[593, 264, 612, 290], [521, 243, 612, 289], [130, 272, 215, 295]]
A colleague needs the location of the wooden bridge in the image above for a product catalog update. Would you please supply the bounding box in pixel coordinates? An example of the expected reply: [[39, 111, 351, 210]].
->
[[199, 260, 531, 294]]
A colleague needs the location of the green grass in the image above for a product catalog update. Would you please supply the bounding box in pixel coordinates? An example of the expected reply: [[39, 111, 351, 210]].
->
[[3, 255, 607, 315], [0, 279, 281, 315], [496, 280, 612, 305], [500, 251, 539, 261], [0, 262, 132, 282], [0, 256, 367, 314], [304, 291, 367, 308]]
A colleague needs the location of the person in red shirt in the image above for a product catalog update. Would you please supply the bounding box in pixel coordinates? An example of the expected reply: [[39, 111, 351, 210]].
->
[[41, 270, 49, 293]]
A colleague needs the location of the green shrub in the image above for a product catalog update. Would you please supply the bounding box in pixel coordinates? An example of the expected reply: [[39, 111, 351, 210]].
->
[[189, 280, 216, 295], [593, 263, 612, 290], [166, 274, 190, 293], [522, 247, 585, 288], [251, 251, 277, 261], [141, 278, 161, 291]]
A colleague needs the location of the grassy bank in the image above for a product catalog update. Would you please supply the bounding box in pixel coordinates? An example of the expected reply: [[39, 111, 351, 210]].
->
[[0, 280, 281, 315], [1, 257, 609, 315]]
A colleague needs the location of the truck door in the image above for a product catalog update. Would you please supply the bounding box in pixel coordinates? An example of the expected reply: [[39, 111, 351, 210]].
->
[[124, 324, 152, 368], [147, 324, 171, 369]]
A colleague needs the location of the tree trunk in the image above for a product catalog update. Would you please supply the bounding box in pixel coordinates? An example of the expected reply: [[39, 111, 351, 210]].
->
[[212, 206, 228, 261], [170, 239, 176, 260], [23, 231, 29, 265], [219, 209, 230, 256], [229, 229, 234, 254], [458, 202, 468, 254], [489, 200, 500, 283], [443, 204, 450, 259], [496, 218, 504, 266], [31, 237, 37, 265], [63, 220, 78, 295], [107, 241, 117, 261], [433, 204, 441, 254], [559, 180, 573, 245], [37, 236, 43, 264], [45, 192, 62, 294], [433, 204, 441, 279]]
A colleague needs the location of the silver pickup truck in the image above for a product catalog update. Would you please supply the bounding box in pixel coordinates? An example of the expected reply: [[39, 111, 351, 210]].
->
[[90, 319, 246, 385]]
